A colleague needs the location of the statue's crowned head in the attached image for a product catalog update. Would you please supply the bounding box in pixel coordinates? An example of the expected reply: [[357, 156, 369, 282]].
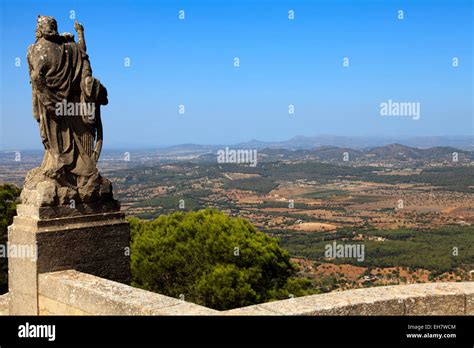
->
[[36, 15, 59, 39]]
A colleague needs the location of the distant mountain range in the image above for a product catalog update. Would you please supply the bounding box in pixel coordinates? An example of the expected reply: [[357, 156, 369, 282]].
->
[[234, 135, 473, 151], [191, 142, 473, 164], [154, 135, 473, 163], [253, 143, 474, 163], [2, 136, 472, 164], [158, 135, 473, 153]]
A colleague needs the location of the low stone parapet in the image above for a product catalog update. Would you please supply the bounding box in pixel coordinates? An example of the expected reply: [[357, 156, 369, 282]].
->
[[224, 282, 474, 316], [37, 270, 217, 315], [1, 270, 472, 316]]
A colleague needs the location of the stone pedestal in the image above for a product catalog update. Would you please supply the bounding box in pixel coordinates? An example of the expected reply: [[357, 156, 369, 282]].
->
[[8, 203, 130, 315]]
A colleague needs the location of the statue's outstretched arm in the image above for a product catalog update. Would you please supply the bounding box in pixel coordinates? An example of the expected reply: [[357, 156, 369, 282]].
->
[[74, 21, 87, 52]]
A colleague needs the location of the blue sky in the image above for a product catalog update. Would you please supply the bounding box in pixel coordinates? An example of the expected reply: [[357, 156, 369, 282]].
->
[[0, 0, 472, 149]]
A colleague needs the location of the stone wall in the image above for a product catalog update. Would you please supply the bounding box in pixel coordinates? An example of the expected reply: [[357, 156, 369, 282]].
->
[[3, 269, 470, 315], [225, 281, 474, 315]]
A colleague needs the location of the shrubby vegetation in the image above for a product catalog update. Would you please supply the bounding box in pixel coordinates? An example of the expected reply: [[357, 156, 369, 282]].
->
[[0, 184, 21, 294], [129, 209, 315, 310], [255, 201, 312, 209], [368, 167, 474, 192], [223, 177, 278, 194], [134, 195, 203, 210], [281, 226, 474, 275]]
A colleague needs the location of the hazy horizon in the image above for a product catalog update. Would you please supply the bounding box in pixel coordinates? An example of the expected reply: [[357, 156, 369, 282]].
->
[[1, 133, 472, 152]]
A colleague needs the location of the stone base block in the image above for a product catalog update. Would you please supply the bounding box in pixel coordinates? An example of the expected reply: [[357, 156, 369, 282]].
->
[[8, 208, 130, 315]]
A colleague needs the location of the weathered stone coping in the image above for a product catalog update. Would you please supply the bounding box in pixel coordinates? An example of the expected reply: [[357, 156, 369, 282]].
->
[[224, 282, 474, 315], [37, 270, 217, 315], [0, 270, 472, 315]]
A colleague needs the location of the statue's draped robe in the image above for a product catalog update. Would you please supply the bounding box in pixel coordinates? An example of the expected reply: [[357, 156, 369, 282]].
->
[[27, 38, 97, 178]]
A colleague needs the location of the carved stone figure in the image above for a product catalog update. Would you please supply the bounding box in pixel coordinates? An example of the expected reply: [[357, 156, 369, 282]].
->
[[23, 16, 115, 208]]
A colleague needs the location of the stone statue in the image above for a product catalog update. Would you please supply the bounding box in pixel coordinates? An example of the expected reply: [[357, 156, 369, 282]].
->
[[8, 17, 129, 315], [22, 16, 116, 208]]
